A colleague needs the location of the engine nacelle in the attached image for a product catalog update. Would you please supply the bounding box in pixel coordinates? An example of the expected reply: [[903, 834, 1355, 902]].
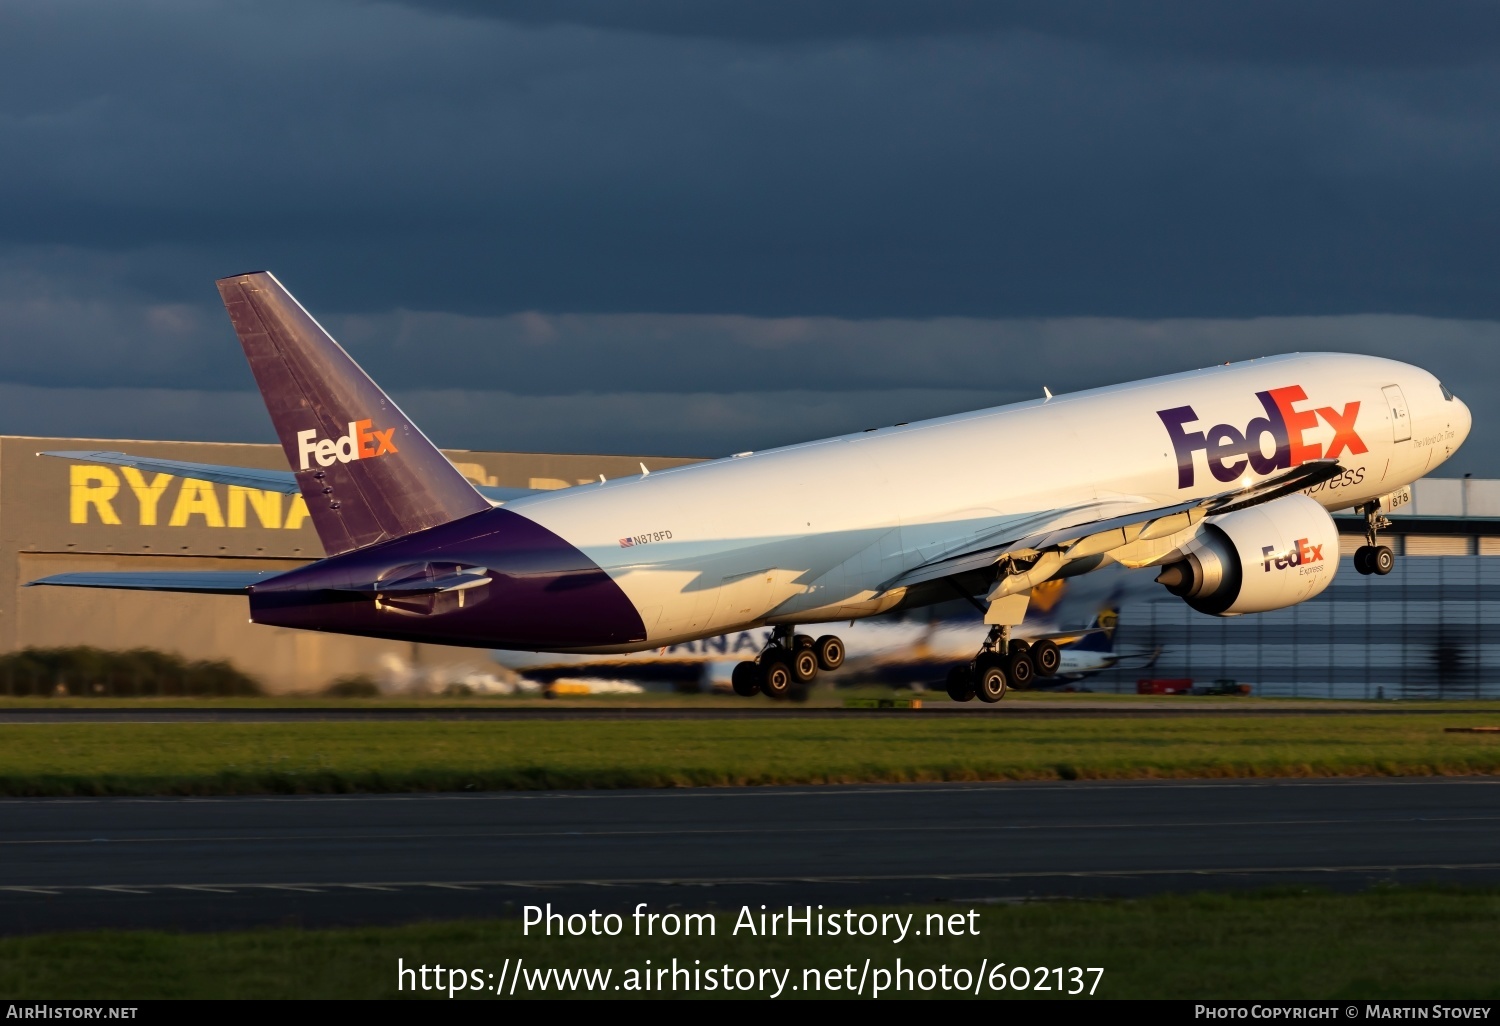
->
[[1154, 493, 1340, 616]]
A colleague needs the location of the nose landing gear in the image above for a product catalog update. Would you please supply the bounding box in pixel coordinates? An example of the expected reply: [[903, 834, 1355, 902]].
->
[[731, 626, 845, 701], [1353, 501, 1395, 576]]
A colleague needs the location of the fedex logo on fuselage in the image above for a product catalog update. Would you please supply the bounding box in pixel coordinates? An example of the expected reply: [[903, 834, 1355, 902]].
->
[[296, 420, 399, 470], [1262, 538, 1324, 573], [1157, 385, 1367, 489]]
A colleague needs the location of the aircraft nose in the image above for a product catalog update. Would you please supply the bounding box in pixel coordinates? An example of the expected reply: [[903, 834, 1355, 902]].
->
[[1454, 393, 1473, 448]]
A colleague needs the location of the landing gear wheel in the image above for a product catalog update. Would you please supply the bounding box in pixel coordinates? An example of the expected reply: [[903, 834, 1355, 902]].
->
[[975, 663, 1008, 703], [793, 634, 816, 650], [945, 665, 975, 703], [791, 648, 820, 684], [1031, 639, 1062, 677], [1354, 546, 1375, 576], [1372, 545, 1395, 575], [761, 657, 793, 700], [1008, 639, 1031, 655], [731, 661, 761, 697], [814, 635, 845, 672], [1004, 651, 1035, 689]]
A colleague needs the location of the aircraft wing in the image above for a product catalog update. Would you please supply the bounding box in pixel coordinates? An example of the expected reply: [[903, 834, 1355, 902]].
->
[[890, 459, 1343, 589], [25, 571, 283, 593], [39, 451, 539, 506]]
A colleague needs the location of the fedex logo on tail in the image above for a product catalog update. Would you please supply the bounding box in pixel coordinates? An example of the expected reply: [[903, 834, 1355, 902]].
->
[[1262, 538, 1324, 573], [1157, 386, 1366, 489], [297, 420, 399, 470]]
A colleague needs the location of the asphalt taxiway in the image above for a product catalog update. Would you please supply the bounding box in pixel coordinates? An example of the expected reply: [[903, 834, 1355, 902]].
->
[[0, 703, 1490, 722], [1, 777, 1497, 933]]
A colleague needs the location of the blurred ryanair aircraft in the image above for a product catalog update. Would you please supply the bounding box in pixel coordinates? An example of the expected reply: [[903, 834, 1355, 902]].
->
[[493, 579, 1157, 696]]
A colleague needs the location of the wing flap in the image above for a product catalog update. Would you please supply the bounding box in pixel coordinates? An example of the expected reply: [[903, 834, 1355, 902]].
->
[[888, 460, 1346, 590]]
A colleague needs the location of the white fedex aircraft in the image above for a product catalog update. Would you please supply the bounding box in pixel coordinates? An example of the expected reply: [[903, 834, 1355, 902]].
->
[[33, 274, 1472, 704]]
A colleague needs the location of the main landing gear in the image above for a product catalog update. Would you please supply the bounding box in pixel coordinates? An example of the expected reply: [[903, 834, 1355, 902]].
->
[[731, 627, 845, 701], [944, 627, 1062, 704], [1353, 501, 1395, 577]]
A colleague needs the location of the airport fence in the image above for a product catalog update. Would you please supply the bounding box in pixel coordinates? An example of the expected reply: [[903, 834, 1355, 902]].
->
[[1094, 553, 1500, 699]]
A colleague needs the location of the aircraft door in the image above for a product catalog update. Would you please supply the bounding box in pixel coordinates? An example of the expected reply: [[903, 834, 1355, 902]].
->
[[1382, 385, 1412, 442]]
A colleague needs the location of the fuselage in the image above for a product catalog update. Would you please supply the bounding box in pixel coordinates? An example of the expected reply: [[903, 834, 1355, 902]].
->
[[249, 353, 1470, 653]]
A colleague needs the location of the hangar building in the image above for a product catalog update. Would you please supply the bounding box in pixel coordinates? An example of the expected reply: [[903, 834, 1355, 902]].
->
[[0, 436, 695, 692]]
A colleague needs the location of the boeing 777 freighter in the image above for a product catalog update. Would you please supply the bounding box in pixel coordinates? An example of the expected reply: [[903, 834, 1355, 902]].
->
[[31, 273, 1471, 703]]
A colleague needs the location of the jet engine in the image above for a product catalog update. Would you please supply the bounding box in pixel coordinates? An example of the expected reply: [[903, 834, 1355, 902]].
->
[[1154, 493, 1340, 616]]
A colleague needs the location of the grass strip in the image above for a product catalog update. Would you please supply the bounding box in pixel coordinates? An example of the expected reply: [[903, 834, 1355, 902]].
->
[[0, 716, 1497, 795], [2, 889, 1498, 999]]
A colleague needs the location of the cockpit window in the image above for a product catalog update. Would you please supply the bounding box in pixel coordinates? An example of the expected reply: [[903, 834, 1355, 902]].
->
[[1440, 382, 1455, 401]]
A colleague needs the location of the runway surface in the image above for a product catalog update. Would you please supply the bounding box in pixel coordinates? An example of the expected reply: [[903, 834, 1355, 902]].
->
[[1, 777, 1498, 934], [0, 703, 1491, 722]]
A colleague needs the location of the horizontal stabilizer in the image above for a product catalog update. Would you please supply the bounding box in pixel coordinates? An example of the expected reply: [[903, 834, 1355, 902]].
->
[[474, 484, 545, 505], [40, 451, 299, 493], [41, 451, 542, 507], [26, 571, 283, 594]]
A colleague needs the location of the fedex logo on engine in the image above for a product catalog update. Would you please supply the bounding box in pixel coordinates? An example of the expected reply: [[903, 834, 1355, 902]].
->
[[1262, 538, 1324, 573], [1157, 386, 1366, 489], [296, 420, 399, 470]]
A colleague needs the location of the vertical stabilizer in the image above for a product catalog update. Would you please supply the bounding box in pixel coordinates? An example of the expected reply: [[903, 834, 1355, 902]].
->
[[217, 272, 490, 555], [1070, 608, 1119, 653]]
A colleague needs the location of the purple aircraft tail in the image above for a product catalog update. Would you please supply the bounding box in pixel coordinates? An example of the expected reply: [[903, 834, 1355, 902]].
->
[[217, 272, 491, 556]]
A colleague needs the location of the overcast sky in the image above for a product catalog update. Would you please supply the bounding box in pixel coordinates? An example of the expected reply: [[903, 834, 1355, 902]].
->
[[1, 1, 1497, 472]]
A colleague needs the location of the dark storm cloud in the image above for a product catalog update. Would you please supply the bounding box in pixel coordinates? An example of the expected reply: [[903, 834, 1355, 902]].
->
[[404, 0, 1500, 69], [0, 1, 1498, 470], [1, 1, 1499, 321]]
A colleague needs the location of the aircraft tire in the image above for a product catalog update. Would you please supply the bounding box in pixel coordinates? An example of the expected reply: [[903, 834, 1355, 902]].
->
[[945, 665, 975, 703], [762, 657, 794, 700], [1031, 639, 1062, 677], [794, 634, 816, 650], [1008, 639, 1031, 655], [1373, 545, 1395, 575], [975, 664, 1008, 703], [1004, 651, 1035, 689], [814, 635, 845, 672], [791, 648, 820, 684], [1354, 546, 1374, 575], [731, 661, 761, 697]]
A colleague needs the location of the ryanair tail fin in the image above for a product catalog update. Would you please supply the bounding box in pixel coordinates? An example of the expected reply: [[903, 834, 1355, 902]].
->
[[217, 272, 490, 556], [1068, 608, 1119, 654]]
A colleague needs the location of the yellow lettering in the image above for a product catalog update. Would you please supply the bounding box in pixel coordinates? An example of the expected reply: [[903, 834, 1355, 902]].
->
[[227, 486, 283, 529], [120, 467, 174, 526], [528, 477, 571, 490], [453, 461, 497, 486], [168, 478, 225, 528], [284, 494, 310, 530], [69, 466, 122, 525]]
